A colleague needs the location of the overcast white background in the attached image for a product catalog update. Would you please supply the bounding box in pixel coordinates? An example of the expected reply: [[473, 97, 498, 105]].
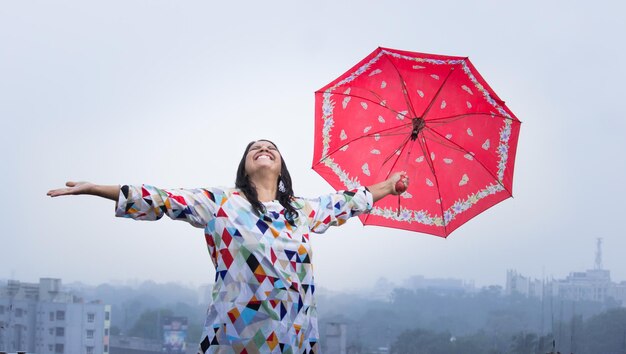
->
[[1, 1, 625, 291]]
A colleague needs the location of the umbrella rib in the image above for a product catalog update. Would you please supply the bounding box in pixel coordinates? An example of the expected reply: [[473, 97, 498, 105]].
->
[[420, 66, 457, 119], [381, 134, 412, 167], [426, 112, 518, 125], [371, 132, 413, 138], [421, 130, 472, 154], [417, 133, 449, 236], [426, 127, 513, 196], [368, 124, 411, 136], [360, 134, 413, 225], [382, 52, 419, 119], [314, 124, 412, 163], [324, 91, 409, 119]]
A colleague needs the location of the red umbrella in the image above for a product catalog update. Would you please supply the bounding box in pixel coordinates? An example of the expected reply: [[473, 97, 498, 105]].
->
[[312, 47, 521, 237]]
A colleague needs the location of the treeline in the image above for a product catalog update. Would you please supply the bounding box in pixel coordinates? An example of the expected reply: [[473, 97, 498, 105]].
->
[[72, 280, 208, 342], [71, 280, 626, 353], [385, 308, 626, 354], [315, 286, 625, 353]]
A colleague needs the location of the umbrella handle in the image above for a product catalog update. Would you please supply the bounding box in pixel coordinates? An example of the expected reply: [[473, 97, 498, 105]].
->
[[394, 176, 408, 216]]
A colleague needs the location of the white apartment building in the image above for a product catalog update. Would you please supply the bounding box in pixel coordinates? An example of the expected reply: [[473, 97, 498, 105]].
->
[[553, 269, 612, 302], [0, 278, 111, 354], [325, 322, 347, 354]]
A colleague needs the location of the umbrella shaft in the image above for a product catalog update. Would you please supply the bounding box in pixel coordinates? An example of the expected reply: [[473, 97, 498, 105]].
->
[[411, 118, 425, 140]]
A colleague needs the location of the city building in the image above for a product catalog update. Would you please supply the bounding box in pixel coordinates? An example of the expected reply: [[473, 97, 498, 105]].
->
[[109, 335, 162, 354], [403, 275, 475, 295], [609, 281, 626, 306], [325, 322, 348, 354], [110, 334, 199, 354], [505, 270, 544, 298], [505, 239, 626, 305], [553, 268, 612, 302], [0, 278, 111, 354]]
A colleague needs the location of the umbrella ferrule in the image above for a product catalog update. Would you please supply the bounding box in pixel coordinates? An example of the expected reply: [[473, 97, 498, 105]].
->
[[411, 118, 425, 140]]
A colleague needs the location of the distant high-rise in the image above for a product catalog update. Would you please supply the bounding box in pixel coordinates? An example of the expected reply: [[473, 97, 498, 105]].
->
[[0, 278, 111, 354], [506, 270, 544, 298], [325, 322, 347, 354]]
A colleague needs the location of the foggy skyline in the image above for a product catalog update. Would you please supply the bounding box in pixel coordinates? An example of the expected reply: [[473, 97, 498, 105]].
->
[[2, 1, 625, 291]]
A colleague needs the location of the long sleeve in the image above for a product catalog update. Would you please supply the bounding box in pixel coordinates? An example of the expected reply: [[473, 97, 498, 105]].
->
[[115, 184, 221, 228], [298, 186, 373, 234]]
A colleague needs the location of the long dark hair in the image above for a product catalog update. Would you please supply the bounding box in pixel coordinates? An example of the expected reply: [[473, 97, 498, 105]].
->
[[235, 140, 297, 223]]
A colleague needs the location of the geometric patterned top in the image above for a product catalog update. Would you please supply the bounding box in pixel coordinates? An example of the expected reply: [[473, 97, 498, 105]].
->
[[115, 184, 373, 353]]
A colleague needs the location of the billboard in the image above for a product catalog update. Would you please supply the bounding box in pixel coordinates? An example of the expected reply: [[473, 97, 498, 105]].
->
[[162, 316, 187, 354]]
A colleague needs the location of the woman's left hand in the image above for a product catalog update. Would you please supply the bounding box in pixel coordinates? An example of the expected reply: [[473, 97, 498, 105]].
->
[[388, 171, 409, 195], [367, 171, 409, 202]]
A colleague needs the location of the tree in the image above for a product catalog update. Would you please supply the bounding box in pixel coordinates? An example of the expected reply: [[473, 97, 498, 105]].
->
[[535, 334, 555, 354], [452, 331, 503, 354], [109, 326, 121, 336], [390, 328, 454, 354], [127, 308, 173, 340], [582, 308, 626, 354], [509, 332, 538, 354]]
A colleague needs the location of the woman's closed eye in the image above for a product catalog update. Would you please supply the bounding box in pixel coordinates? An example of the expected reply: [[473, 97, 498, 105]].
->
[[250, 145, 277, 151]]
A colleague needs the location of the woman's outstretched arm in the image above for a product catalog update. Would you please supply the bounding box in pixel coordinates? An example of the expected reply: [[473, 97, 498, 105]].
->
[[47, 181, 120, 201], [48, 182, 214, 228], [366, 171, 409, 203]]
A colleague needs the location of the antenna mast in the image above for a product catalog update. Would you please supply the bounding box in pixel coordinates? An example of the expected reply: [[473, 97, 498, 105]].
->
[[594, 238, 603, 270]]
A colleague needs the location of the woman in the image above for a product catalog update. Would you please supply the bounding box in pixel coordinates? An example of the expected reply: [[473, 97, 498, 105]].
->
[[47, 139, 407, 354]]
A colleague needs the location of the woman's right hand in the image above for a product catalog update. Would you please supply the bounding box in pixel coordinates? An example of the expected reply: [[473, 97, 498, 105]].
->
[[47, 181, 95, 197]]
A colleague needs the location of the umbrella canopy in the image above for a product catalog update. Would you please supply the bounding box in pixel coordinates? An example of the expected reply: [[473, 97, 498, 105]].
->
[[312, 47, 521, 237]]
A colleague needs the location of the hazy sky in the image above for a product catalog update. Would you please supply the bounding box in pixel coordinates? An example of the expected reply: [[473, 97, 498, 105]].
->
[[2, 1, 625, 291]]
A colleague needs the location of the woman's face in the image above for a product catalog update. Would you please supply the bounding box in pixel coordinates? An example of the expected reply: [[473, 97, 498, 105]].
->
[[244, 140, 282, 177]]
